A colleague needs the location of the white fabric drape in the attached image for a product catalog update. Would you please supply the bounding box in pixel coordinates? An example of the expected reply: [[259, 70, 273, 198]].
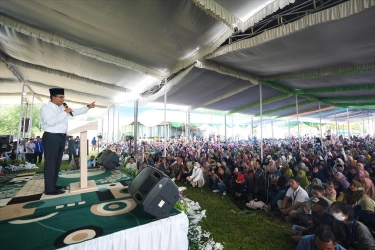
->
[[262, 62, 375, 80], [242, 0, 295, 31], [196, 59, 259, 84], [206, 0, 375, 59], [0, 14, 166, 79], [192, 0, 241, 29], [5, 56, 131, 93], [60, 212, 189, 250], [139, 64, 195, 105]]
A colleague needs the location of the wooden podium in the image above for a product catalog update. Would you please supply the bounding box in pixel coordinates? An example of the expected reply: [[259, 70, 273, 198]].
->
[[67, 121, 98, 193]]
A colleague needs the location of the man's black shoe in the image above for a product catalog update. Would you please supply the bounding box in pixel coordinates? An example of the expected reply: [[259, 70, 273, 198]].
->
[[45, 190, 65, 195], [55, 185, 66, 190]]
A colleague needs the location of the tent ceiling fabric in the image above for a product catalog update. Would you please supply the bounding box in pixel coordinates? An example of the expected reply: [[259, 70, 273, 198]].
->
[[154, 67, 251, 107], [205, 84, 283, 111], [208, 6, 375, 76], [278, 71, 375, 90], [0, 0, 374, 123]]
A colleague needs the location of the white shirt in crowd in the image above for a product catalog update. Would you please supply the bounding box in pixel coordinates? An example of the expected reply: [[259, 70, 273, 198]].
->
[[40, 101, 89, 133], [189, 167, 205, 185], [126, 162, 137, 171], [25, 141, 36, 154], [286, 186, 309, 205]]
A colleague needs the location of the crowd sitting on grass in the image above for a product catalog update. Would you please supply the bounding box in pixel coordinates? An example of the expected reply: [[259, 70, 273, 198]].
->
[[101, 133, 375, 249]]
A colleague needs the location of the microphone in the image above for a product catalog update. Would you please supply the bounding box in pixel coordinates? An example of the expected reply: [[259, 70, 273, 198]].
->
[[63, 102, 73, 116]]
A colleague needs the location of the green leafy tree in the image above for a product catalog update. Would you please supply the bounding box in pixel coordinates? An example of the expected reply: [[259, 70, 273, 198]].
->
[[0, 104, 42, 138]]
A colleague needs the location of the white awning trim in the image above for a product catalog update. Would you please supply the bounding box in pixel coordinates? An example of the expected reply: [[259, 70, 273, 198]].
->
[[0, 79, 19, 84], [34, 93, 108, 108], [191, 84, 255, 111], [192, 0, 241, 29], [262, 62, 375, 80], [196, 59, 260, 84], [0, 14, 166, 79], [242, 0, 296, 31], [139, 64, 196, 106], [205, 0, 375, 59], [0, 92, 107, 108], [5, 56, 131, 93], [26, 81, 114, 102]]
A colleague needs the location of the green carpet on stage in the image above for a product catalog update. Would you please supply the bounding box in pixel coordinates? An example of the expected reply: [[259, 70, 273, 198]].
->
[[0, 170, 180, 250]]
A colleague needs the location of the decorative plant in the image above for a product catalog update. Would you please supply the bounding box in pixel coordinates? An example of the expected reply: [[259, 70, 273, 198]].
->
[[174, 187, 223, 250]]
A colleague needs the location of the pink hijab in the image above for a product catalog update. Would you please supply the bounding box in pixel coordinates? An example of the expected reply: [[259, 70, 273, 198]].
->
[[362, 178, 375, 200]]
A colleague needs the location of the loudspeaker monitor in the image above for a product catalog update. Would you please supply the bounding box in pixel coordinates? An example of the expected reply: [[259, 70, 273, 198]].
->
[[102, 152, 119, 169], [96, 150, 111, 165], [128, 166, 179, 219]]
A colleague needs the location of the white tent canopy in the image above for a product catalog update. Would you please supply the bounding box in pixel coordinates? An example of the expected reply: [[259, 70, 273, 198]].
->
[[0, 0, 374, 122]]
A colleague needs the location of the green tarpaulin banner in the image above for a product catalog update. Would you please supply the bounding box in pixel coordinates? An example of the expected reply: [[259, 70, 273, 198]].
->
[[303, 122, 326, 128], [169, 122, 184, 128]]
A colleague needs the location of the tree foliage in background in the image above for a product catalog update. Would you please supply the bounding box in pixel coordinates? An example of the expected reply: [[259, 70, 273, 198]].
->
[[0, 104, 42, 138]]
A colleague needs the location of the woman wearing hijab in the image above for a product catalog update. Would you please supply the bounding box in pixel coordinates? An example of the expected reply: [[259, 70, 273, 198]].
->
[[312, 165, 327, 183], [305, 178, 323, 197], [281, 164, 294, 179], [332, 171, 350, 190], [362, 177, 375, 200], [353, 196, 375, 230], [337, 181, 364, 206], [356, 163, 370, 178], [298, 169, 311, 191], [289, 158, 298, 173], [318, 159, 330, 181]]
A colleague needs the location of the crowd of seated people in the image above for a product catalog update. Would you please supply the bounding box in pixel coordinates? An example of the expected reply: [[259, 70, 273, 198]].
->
[[102, 133, 375, 249]]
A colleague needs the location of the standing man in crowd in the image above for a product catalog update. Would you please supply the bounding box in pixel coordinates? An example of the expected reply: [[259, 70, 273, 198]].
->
[[41, 88, 95, 195], [25, 138, 35, 163], [68, 136, 77, 163], [33, 136, 43, 164], [75, 136, 80, 156]]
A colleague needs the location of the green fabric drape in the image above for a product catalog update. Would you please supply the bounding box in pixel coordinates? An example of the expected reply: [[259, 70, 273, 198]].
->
[[277, 121, 299, 128], [229, 93, 292, 114], [208, 123, 221, 128], [239, 125, 248, 128], [191, 123, 203, 127], [303, 122, 326, 128], [169, 122, 184, 128]]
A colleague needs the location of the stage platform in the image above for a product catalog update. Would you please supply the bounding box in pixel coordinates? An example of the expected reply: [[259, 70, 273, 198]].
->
[[0, 170, 188, 250]]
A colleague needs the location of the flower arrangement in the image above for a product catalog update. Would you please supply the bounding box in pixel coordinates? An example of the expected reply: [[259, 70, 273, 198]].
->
[[175, 187, 224, 250], [121, 166, 139, 177]]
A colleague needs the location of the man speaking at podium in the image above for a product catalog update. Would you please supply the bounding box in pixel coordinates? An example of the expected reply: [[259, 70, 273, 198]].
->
[[40, 88, 95, 195]]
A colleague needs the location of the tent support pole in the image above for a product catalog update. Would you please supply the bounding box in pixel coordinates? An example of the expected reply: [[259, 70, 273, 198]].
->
[[296, 95, 301, 150], [347, 108, 350, 143], [335, 109, 338, 136], [319, 102, 322, 142], [112, 105, 115, 142], [133, 100, 138, 155], [28, 95, 34, 138], [16, 82, 25, 160], [232, 115, 234, 141], [260, 82, 263, 162], [251, 117, 253, 138], [362, 112, 365, 136], [163, 78, 167, 157], [224, 114, 227, 142]]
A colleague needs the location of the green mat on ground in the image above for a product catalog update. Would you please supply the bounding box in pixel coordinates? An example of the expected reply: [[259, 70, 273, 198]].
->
[[0, 171, 181, 250]]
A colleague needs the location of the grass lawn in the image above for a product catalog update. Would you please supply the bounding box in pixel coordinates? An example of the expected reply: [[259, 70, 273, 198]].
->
[[5, 153, 296, 250], [181, 185, 296, 250]]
